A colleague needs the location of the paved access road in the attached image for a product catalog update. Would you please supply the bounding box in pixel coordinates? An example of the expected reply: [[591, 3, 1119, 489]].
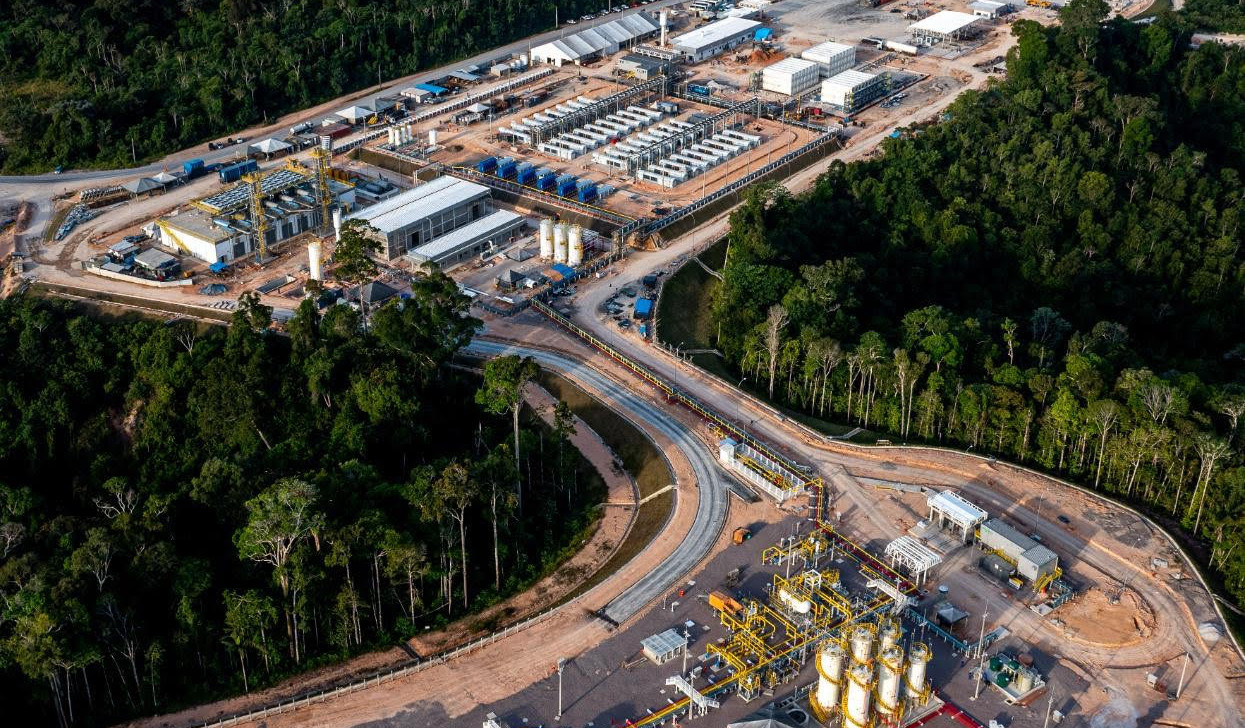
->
[[465, 338, 730, 623]]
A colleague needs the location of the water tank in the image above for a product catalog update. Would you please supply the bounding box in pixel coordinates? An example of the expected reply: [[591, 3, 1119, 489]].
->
[[387, 127, 398, 146], [849, 623, 875, 664], [307, 240, 323, 281], [905, 642, 931, 702], [553, 223, 568, 263], [1016, 668, 1035, 693], [567, 225, 584, 267], [875, 646, 905, 717], [539, 219, 554, 259], [429, 129, 439, 146], [843, 664, 874, 728], [815, 641, 846, 716], [332, 208, 343, 240]]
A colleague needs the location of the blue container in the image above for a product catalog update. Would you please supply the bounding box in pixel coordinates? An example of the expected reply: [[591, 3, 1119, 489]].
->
[[218, 158, 258, 184], [497, 157, 517, 179], [577, 184, 597, 203], [688, 84, 711, 96], [183, 158, 205, 178], [558, 181, 577, 197], [516, 166, 537, 185], [537, 172, 557, 191], [476, 156, 498, 173]]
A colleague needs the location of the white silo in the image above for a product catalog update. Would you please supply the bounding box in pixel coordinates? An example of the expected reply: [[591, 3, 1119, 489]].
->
[[905, 642, 931, 704], [849, 623, 876, 664], [660, 11, 669, 46], [403, 124, 412, 143], [387, 127, 397, 146], [553, 223, 568, 263], [843, 663, 874, 728], [307, 240, 323, 281], [875, 645, 905, 720], [429, 129, 439, 147], [815, 641, 846, 717], [879, 619, 901, 651], [538, 219, 554, 259], [332, 207, 343, 241], [567, 225, 584, 267]]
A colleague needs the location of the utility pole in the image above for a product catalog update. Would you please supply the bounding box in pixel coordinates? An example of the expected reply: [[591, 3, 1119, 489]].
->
[[682, 631, 691, 675], [1176, 651, 1189, 699], [1043, 687, 1055, 728], [972, 604, 989, 701], [555, 657, 567, 720]]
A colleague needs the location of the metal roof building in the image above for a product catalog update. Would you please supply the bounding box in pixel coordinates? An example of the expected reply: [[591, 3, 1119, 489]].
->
[[347, 176, 526, 264], [530, 14, 660, 66], [641, 628, 687, 665], [802, 40, 856, 78], [820, 69, 887, 112], [908, 11, 982, 42], [671, 18, 762, 62], [978, 518, 1037, 562], [927, 489, 987, 543]]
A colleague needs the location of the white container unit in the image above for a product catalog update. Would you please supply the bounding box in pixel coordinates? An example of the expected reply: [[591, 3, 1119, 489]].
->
[[802, 40, 857, 78], [762, 57, 821, 96]]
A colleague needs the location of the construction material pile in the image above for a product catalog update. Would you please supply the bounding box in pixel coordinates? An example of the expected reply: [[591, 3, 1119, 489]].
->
[[55, 204, 96, 241]]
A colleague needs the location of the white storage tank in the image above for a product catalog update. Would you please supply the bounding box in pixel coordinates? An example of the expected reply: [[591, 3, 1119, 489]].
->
[[567, 225, 584, 267], [553, 223, 568, 263], [539, 219, 554, 259], [802, 40, 857, 78], [815, 641, 846, 717], [879, 619, 901, 650], [1016, 668, 1035, 693], [429, 129, 439, 147], [905, 642, 931, 703], [307, 240, 323, 281], [849, 623, 876, 664], [875, 645, 905, 718], [843, 663, 874, 728], [332, 207, 343, 240], [778, 588, 812, 615], [762, 57, 821, 96]]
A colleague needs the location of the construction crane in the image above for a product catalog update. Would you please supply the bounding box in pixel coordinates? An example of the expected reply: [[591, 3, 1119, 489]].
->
[[242, 172, 269, 261]]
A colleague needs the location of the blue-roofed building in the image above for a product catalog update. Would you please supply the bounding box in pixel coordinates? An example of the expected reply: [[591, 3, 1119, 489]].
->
[[634, 298, 654, 319], [754, 28, 773, 42], [415, 83, 449, 95]]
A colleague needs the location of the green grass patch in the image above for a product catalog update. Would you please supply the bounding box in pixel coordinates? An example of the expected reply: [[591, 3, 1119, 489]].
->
[[1136, 0, 1171, 18], [699, 237, 728, 270], [534, 370, 676, 602], [656, 247, 724, 353]]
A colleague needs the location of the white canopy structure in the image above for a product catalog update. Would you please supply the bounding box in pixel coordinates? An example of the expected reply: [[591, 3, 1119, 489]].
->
[[123, 177, 162, 195], [909, 11, 982, 42], [250, 137, 293, 155], [927, 489, 987, 543], [884, 536, 942, 585], [335, 105, 373, 124], [151, 171, 180, 185]]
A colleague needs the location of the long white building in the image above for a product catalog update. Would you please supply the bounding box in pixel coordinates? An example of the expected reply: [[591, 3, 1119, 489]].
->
[[530, 14, 660, 66], [802, 40, 856, 78], [670, 17, 761, 62]]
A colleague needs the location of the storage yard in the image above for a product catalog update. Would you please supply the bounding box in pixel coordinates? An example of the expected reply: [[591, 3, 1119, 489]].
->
[[5, 1, 1243, 727]]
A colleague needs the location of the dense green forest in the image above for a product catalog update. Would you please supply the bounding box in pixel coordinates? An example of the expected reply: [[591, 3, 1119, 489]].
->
[[1184, 0, 1245, 32], [710, 3, 1245, 603], [0, 285, 603, 725], [0, 0, 605, 172]]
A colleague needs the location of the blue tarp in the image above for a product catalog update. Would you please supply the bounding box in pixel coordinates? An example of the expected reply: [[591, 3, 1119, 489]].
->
[[209, 261, 228, 273], [415, 83, 448, 95], [551, 263, 575, 278], [754, 28, 773, 41], [634, 298, 654, 319]]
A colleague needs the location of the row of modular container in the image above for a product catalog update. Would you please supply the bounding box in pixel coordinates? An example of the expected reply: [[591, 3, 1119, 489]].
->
[[634, 128, 763, 188], [474, 154, 605, 204], [590, 119, 696, 171], [537, 104, 665, 160]]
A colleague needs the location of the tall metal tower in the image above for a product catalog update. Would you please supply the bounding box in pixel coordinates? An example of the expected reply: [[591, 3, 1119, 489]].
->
[[311, 134, 334, 233], [242, 172, 269, 260]]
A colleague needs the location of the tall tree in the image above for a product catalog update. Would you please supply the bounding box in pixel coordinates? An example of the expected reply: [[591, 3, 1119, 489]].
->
[[475, 355, 539, 510]]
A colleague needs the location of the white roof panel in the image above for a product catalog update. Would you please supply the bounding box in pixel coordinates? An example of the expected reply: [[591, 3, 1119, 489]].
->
[[909, 10, 980, 34], [928, 489, 987, 527], [347, 176, 490, 234], [671, 18, 761, 51], [409, 210, 524, 260], [802, 41, 855, 62], [823, 69, 879, 89], [765, 57, 818, 75]]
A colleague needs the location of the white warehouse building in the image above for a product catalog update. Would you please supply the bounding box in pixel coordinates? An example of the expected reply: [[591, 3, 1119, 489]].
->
[[801, 40, 856, 78], [908, 11, 982, 43], [761, 57, 820, 96], [346, 176, 526, 266], [530, 14, 660, 66], [820, 69, 887, 112], [670, 17, 761, 62]]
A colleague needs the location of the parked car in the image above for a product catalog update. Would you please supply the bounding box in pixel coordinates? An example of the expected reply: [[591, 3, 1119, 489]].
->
[[566, 17, 577, 23], [1057, 515, 1071, 524]]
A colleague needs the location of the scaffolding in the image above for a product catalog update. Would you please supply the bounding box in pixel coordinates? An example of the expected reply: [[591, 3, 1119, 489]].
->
[[883, 536, 942, 586]]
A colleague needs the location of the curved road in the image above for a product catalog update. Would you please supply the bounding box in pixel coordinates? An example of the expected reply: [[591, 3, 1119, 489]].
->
[[465, 338, 730, 623]]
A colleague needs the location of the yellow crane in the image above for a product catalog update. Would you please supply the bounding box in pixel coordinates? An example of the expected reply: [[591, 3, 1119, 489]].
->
[[242, 172, 269, 261], [308, 142, 334, 234]]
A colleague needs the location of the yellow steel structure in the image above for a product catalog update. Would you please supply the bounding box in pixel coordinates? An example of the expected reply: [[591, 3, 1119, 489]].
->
[[762, 532, 830, 569], [308, 146, 334, 234], [242, 173, 269, 260], [1035, 566, 1063, 593]]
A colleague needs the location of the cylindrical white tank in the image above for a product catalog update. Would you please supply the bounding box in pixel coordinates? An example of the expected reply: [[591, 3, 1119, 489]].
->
[[659, 11, 669, 46], [1016, 669, 1035, 692], [879, 620, 901, 651], [539, 219, 554, 259], [403, 124, 412, 143], [429, 129, 439, 147], [815, 641, 846, 715], [387, 128, 396, 145], [332, 208, 343, 241], [905, 642, 931, 702], [778, 588, 812, 615], [307, 240, 323, 281], [553, 223, 568, 263], [849, 623, 876, 664], [567, 225, 584, 267], [843, 663, 874, 728], [875, 646, 905, 718]]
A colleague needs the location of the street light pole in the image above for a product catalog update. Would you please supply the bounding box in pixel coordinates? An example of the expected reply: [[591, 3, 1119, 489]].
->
[[555, 657, 566, 720]]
